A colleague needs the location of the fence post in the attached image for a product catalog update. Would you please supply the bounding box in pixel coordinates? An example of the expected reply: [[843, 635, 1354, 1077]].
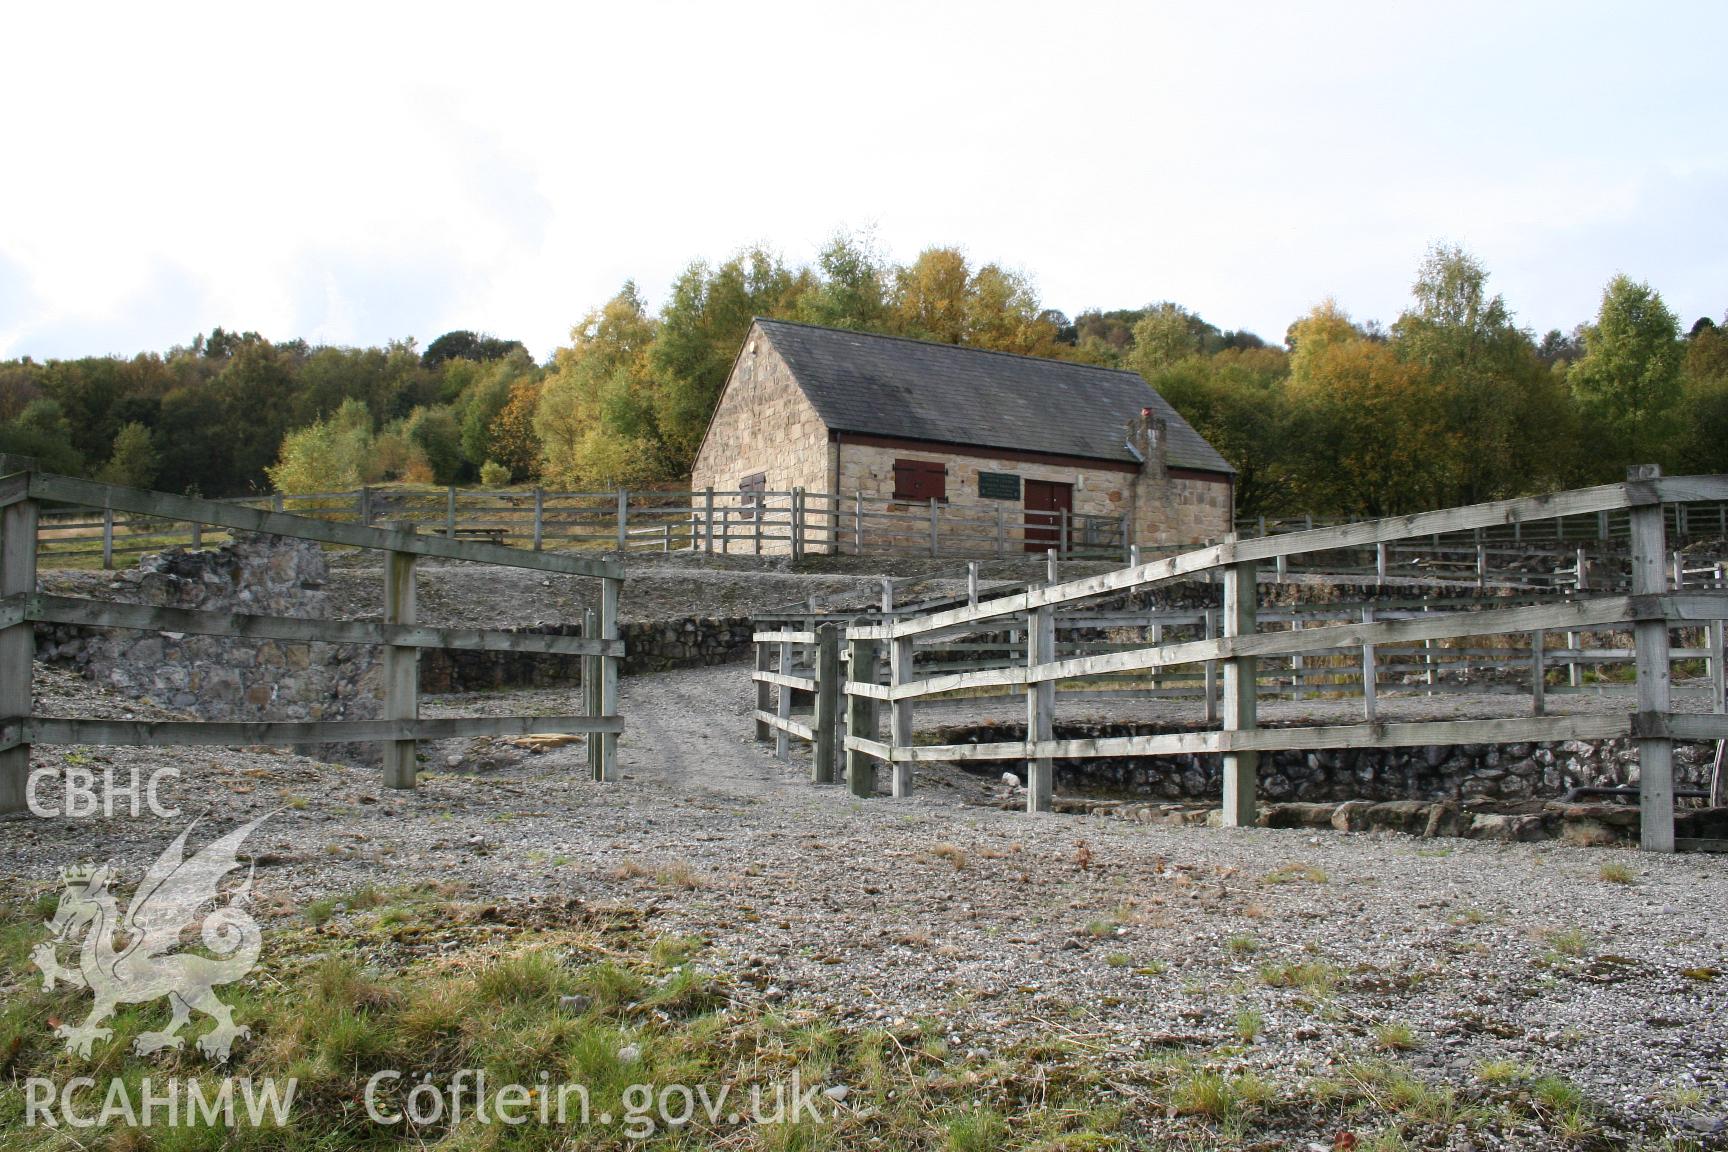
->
[[854, 492, 864, 555], [533, 488, 545, 551], [889, 635, 915, 797], [444, 486, 457, 539], [1059, 508, 1069, 559], [1130, 543, 1141, 568], [881, 578, 893, 615], [928, 497, 939, 558], [1711, 618, 1726, 714], [845, 633, 880, 797], [1275, 552, 1286, 583], [102, 507, 114, 570], [1568, 626, 1583, 689], [752, 497, 762, 556], [358, 486, 371, 526], [1120, 515, 1130, 565], [967, 561, 979, 607], [754, 635, 773, 742], [776, 632, 794, 760], [792, 488, 805, 561], [1026, 605, 1055, 813], [616, 490, 629, 553], [1575, 547, 1587, 593], [1672, 551, 1684, 590], [0, 489, 39, 813], [1531, 629, 1546, 716], [1203, 608, 1218, 724], [586, 608, 603, 777], [598, 577, 621, 781], [1289, 616, 1304, 700], [1375, 542, 1388, 583], [702, 487, 714, 555], [190, 520, 202, 549], [1361, 605, 1377, 721], [272, 493, 284, 513], [996, 504, 1006, 558], [813, 624, 840, 784], [382, 521, 418, 790], [1221, 559, 1259, 827], [1629, 465, 1673, 851], [1046, 548, 1058, 587]]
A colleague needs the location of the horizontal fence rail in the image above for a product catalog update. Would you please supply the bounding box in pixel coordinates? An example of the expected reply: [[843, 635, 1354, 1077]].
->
[[754, 469, 1728, 852], [0, 456, 625, 814]]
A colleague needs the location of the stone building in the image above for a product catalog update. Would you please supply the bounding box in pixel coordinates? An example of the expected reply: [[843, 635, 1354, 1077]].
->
[[689, 318, 1235, 553]]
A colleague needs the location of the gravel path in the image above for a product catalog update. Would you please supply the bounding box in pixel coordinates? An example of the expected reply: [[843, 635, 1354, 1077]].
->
[[7, 662, 1728, 1147]]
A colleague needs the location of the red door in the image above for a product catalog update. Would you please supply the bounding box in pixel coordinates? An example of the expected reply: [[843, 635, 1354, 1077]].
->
[[1023, 480, 1072, 552]]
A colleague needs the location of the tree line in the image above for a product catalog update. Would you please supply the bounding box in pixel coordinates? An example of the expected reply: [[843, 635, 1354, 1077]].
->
[[1, 233, 1722, 518]]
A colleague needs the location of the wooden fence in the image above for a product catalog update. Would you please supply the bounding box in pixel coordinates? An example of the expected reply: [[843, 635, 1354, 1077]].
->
[[0, 456, 625, 815], [32, 485, 1134, 566], [751, 469, 1728, 852]]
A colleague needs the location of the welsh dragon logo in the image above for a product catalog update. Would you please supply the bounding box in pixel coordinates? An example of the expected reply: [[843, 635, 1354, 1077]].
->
[[32, 816, 269, 1061]]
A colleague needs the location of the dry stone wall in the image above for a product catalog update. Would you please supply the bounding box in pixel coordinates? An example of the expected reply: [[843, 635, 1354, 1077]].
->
[[35, 534, 378, 723]]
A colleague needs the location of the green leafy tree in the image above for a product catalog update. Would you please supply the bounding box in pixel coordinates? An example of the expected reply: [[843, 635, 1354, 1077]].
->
[[793, 230, 890, 332], [97, 421, 159, 488], [1569, 274, 1683, 471], [0, 398, 85, 474], [266, 399, 373, 493], [1391, 243, 1561, 504]]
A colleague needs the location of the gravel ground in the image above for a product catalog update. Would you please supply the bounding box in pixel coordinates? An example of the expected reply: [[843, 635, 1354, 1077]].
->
[[8, 661, 1728, 1148]]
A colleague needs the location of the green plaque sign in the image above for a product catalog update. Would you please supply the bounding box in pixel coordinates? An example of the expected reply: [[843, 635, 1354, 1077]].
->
[[978, 471, 1021, 501]]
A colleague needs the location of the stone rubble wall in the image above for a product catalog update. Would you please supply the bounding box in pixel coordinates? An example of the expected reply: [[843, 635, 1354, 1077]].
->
[[34, 533, 378, 723], [952, 718, 1715, 803]]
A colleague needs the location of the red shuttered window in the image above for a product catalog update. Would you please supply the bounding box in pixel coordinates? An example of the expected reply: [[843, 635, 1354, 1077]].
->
[[893, 459, 946, 502]]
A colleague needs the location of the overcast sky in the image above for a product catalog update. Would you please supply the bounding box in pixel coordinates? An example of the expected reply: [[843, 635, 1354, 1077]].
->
[[2, 1, 1723, 362]]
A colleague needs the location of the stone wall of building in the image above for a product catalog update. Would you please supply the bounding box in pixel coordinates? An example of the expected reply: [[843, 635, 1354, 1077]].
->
[[1132, 469, 1234, 546], [689, 329, 832, 508]]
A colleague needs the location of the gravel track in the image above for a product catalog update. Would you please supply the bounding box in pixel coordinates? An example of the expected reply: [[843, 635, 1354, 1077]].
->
[[7, 661, 1728, 1147]]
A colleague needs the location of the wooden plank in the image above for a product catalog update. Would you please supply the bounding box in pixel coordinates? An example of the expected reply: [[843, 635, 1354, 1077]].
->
[[0, 497, 36, 813], [752, 670, 818, 691], [1026, 606, 1055, 813], [844, 680, 893, 702], [0, 594, 23, 631], [1642, 714, 1728, 741], [753, 631, 818, 644], [842, 734, 893, 761], [381, 523, 418, 790], [27, 472, 623, 579], [1676, 838, 1728, 854], [887, 713, 1637, 764], [752, 710, 817, 742], [813, 624, 840, 784], [0, 471, 30, 509], [23, 593, 625, 656], [1631, 494, 1674, 852], [17, 715, 622, 749], [1221, 560, 1258, 827]]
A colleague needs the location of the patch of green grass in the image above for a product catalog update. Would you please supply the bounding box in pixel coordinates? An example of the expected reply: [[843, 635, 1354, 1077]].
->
[[1105, 952, 1131, 968], [1599, 861, 1637, 884], [1168, 1068, 1275, 1121], [1259, 960, 1341, 995], [1226, 934, 1260, 956], [1233, 1007, 1264, 1043], [944, 1106, 1008, 1151], [1263, 863, 1329, 885], [1372, 1020, 1417, 1051], [1475, 1058, 1528, 1084]]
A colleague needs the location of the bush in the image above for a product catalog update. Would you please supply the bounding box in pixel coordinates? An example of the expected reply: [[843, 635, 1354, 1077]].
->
[[479, 459, 511, 488]]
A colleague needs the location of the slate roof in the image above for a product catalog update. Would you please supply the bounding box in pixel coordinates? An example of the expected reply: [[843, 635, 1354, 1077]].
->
[[754, 318, 1234, 474]]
